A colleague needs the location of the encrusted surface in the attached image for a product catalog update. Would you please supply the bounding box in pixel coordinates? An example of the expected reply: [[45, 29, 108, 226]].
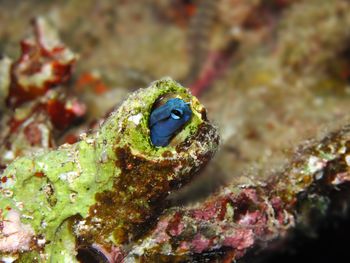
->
[[1, 0, 350, 262], [0, 77, 219, 262], [123, 125, 350, 262]]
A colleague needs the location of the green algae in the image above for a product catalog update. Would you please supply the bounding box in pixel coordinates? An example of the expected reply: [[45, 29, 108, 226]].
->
[[0, 78, 219, 262]]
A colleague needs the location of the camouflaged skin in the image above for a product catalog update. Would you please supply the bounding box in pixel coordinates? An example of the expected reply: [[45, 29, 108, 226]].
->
[[0, 78, 219, 262]]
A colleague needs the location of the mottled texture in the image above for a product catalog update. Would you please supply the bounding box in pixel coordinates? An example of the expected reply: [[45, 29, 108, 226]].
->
[[1, 0, 350, 262], [0, 78, 219, 262], [123, 125, 350, 262], [0, 17, 84, 168]]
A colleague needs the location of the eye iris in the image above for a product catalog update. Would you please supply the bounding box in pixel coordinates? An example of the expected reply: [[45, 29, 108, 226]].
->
[[171, 109, 182, 120]]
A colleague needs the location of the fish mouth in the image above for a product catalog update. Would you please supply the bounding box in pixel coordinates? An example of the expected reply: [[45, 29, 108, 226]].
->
[[76, 245, 110, 263]]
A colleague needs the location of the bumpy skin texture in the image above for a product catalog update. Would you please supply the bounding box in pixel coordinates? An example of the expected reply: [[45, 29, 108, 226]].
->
[[0, 78, 219, 262]]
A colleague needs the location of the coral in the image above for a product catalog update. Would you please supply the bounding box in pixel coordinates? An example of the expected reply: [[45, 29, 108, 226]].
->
[[1, 0, 350, 262], [123, 125, 350, 261], [7, 17, 76, 108], [0, 17, 85, 168]]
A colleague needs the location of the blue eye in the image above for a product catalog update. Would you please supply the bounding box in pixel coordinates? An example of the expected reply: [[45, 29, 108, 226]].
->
[[171, 109, 183, 120], [149, 98, 192, 147]]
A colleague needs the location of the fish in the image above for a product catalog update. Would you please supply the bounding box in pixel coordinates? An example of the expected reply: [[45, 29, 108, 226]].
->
[[0, 78, 219, 262]]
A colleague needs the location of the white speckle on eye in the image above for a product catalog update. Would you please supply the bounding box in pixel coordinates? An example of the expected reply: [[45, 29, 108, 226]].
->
[[128, 113, 143, 125]]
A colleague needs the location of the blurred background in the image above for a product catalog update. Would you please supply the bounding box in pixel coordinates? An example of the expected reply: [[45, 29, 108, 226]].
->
[[1, 0, 350, 262]]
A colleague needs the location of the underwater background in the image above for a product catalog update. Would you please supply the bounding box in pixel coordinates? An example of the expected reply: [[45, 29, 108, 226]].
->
[[1, 0, 350, 262]]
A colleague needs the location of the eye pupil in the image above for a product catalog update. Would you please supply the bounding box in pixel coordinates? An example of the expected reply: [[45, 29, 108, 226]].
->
[[171, 109, 182, 119]]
